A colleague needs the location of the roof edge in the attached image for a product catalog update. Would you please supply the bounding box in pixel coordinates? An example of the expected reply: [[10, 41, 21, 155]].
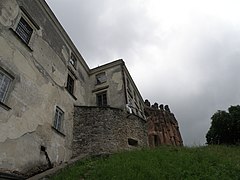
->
[[37, 1, 90, 73]]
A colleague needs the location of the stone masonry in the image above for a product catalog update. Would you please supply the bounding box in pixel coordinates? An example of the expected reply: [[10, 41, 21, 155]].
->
[[144, 100, 183, 147], [0, 0, 183, 177], [72, 106, 148, 157]]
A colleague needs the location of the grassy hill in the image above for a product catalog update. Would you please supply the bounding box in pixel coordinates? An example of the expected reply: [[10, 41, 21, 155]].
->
[[51, 146, 240, 180]]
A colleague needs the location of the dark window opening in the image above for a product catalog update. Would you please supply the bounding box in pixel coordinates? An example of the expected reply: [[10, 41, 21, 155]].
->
[[15, 17, 33, 44], [97, 91, 107, 106], [66, 74, 74, 95], [154, 135, 159, 146], [96, 72, 107, 84], [128, 138, 138, 146]]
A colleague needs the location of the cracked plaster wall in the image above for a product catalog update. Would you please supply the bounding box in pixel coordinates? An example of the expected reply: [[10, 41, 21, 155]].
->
[[0, 0, 89, 175], [0, 0, 147, 176], [89, 65, 125, 109]]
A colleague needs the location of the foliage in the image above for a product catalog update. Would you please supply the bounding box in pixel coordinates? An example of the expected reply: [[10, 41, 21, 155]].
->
[[206, 105, 240, 145], [51, 146, 240, 180]]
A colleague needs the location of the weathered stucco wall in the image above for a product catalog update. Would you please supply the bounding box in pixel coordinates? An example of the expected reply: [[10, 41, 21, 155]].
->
[[0, 0, 89, 176], [72, 106, 148, 157], [123, 66, 145, 119], [88, 63, 126, 109], [0, 0, 149, 177]]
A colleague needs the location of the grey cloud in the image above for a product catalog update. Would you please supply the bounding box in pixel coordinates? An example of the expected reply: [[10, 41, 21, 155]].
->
[[46, 0, 240, 146], [47, 0, 154, 67]]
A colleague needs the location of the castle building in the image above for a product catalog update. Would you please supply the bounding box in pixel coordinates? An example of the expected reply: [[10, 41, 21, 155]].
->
[[144, 101, 183, 147], [0, 0, 147, 177]]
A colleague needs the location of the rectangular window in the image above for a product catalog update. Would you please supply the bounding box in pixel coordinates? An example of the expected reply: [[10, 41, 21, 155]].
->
[[15, 17, 33, 44], [97, 91, 107, 107], [154, 135, 159, 146], [0, 70, 12, 103], [66, 74, 74, 95], [53, 107, 64, 132], [96, 72, 107, 84]]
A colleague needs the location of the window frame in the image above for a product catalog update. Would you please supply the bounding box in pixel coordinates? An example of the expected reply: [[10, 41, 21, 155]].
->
[[66, 73, 75, 95], [0, 68, 14, 110], [15, 17, 33, 45], [12, 7, 39, 49], [65, 71, 77, 100], [0, 71, 12, 103], [53, 106, 64, 133], [96, 91, 108, 107], [96, 72, 107, 85]]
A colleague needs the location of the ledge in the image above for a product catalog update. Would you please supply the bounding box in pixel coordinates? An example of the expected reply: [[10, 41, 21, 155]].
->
[[10, 28, 33, 52], [20, 6, 40, 30], [51, 126, 66, 137], [67, 66, 78, 79], [126, 113, 147, 122], [92, 85, 109, 93], [0, 172, 25, 180], [65, 87, 77, 100], [0, 101, 11, 111], [73, 105, 147, 122], [74, 105, 123, 111]]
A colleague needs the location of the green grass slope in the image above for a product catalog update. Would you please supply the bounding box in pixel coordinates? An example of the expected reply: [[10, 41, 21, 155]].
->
[[51, 146, 240, 180]]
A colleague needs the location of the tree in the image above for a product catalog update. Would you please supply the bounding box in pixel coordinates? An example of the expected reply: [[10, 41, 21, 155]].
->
[[206, 105, 240, 145]]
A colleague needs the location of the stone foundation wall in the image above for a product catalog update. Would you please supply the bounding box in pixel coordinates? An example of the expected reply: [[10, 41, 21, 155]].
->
[[72, 106, 148, 157]]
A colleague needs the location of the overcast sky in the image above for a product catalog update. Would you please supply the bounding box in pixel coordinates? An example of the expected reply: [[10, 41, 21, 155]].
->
[[46, 0, 240, 146]]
